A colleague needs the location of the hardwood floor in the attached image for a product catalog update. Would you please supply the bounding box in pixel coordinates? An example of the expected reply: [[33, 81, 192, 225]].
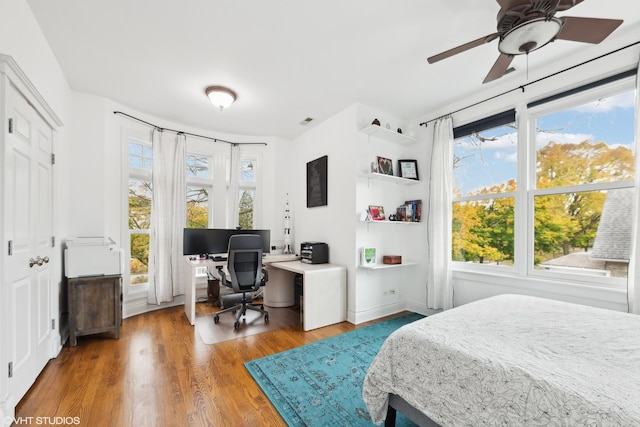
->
[[15, 301, 392, 426]]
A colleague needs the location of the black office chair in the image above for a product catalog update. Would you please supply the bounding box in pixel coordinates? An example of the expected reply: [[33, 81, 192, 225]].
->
[[214, 234, 269, 329]]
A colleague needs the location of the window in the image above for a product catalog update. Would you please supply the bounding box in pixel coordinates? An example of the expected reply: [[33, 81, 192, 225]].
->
[[238, 158, 256, 229], [124, 132, 264, 293], [532, 89, 635, 279], [452, 80, 636, 285], [453, 120, 517, 266], [186, 154, 211, 229], [128, 140, 152, 287]]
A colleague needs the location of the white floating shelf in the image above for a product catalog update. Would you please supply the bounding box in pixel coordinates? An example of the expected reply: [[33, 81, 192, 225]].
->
[[360, 220, 421, 225], [359, 262, 419, 270], [360, 172, 420, 185], [360, 124, 418, 145]]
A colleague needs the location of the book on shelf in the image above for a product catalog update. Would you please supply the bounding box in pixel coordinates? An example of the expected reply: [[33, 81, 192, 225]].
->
[[396, 205, 406, 221], [404, 199, 422, 222]]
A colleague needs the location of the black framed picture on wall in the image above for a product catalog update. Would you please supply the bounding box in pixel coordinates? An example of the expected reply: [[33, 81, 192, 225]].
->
[[307, 155, 328, 207]]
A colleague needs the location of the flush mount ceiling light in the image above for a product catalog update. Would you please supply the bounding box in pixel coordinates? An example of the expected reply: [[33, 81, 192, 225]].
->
[[205, 85, 237, 110]]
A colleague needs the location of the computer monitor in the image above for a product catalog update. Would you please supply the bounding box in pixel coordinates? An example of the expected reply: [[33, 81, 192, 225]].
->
[[183, 228, 271, 256], [183, 228, 228, 256]]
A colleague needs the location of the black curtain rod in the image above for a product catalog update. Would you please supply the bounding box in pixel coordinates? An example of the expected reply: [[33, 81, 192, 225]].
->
[[113, 111, 267, 146], [419, 40, 640, 128]]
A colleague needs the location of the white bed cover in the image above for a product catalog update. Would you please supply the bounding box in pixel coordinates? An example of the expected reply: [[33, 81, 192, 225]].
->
[[363, 294, 640, 426]]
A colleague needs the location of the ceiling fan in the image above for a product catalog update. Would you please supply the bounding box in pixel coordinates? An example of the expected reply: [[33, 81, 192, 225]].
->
[[427, 0, 623, 84]]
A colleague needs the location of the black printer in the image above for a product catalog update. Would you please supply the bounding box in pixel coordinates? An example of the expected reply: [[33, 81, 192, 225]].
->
[[300, 242, 328, 264]]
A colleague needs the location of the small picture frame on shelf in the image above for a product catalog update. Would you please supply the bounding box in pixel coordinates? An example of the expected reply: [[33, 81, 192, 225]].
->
[[361, 247, 377, 266], [398, 159, 419, 180], [368, 205, 386, 221], [377, 156, 393, 176]]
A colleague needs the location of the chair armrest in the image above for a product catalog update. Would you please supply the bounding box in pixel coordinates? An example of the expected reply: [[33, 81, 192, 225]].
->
[[216, 265, 229, 287], [261, 266, 269, 286]]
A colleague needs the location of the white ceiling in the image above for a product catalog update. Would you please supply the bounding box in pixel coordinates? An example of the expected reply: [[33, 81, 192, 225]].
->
[[26, 0, 640, 139]]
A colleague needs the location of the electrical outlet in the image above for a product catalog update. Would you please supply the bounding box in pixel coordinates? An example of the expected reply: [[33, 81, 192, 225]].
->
[[383, 289, 396, 296]]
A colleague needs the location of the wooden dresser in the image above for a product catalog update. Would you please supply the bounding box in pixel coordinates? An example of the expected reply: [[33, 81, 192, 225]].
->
[[67, 274, 122, 346]]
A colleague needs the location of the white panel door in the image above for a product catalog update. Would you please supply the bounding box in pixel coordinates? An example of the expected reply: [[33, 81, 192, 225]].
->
[[4, 81, 53, 403]]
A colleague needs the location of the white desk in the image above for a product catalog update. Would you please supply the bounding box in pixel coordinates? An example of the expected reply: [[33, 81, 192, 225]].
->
[[268, 261, 347, 331], [183, 254, 299, 325]]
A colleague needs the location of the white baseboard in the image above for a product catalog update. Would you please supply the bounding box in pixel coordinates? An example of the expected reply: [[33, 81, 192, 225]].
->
[[349, 301, 407, 325], [49, 331, 62, 359], [405, 301, 441, 317], [123, 284, 209, 319], [0, 394, 16, 426]]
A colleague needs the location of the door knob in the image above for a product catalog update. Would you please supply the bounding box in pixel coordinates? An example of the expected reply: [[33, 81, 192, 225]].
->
[[28, 256, 49, 267]]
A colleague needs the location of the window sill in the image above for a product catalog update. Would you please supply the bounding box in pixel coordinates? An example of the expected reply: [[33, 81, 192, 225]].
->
[[452, 268, 628, 308]]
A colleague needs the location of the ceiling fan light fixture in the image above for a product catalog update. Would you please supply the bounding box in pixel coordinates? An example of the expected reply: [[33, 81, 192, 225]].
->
[[498, 18, 563, 55], [205, 85, 237, 110]]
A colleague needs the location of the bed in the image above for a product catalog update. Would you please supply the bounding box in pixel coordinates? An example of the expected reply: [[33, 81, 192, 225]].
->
[[363, 294, 640, 426]]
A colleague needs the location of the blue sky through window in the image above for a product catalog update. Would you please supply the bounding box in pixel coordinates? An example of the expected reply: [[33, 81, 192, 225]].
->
[[454, 89, 636, 196]]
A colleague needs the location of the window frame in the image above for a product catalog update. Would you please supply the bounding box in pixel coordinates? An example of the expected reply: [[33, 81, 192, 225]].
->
[[186, 152, 214, 228], [227, 149, 263, 229], [238, 156, 258, 229], [126, 135, 154, 297], [121, 125, 266, 300], [452, 75, 636, 291], [452, 116, 519, 272]]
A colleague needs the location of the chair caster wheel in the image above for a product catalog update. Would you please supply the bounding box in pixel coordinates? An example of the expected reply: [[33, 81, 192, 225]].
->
[[234, 321, 240, 329], [264, 314, 269, 323], [213, 315, 219, 324]]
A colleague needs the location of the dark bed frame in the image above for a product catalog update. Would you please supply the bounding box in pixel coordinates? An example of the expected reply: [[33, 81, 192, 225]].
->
[[384, 394, 441, 427]]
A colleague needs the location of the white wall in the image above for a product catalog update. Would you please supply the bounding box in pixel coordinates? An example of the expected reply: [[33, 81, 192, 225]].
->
[[291, 105, 359, 320], [0, 0, 73, 420], [353, 105, 431, 322], [261, 136, 294, 250], [68, 93, 108, 236], [290, 104, 434, 324]]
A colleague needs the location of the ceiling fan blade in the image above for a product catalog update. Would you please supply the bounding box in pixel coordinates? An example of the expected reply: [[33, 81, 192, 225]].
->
[[483, 53, 515, 84], [427, 33, 500, 64], [556, 16, 623, 44]]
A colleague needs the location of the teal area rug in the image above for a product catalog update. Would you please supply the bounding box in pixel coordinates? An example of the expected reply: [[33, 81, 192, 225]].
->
[[245, 313, 424, 426]]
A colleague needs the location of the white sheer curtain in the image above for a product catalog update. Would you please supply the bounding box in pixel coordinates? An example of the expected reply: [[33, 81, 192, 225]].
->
[[227, 144, 241, 228], [627, 59, 640, 314], [426, 116, 454, 310], [149, 131, 187, 304]]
